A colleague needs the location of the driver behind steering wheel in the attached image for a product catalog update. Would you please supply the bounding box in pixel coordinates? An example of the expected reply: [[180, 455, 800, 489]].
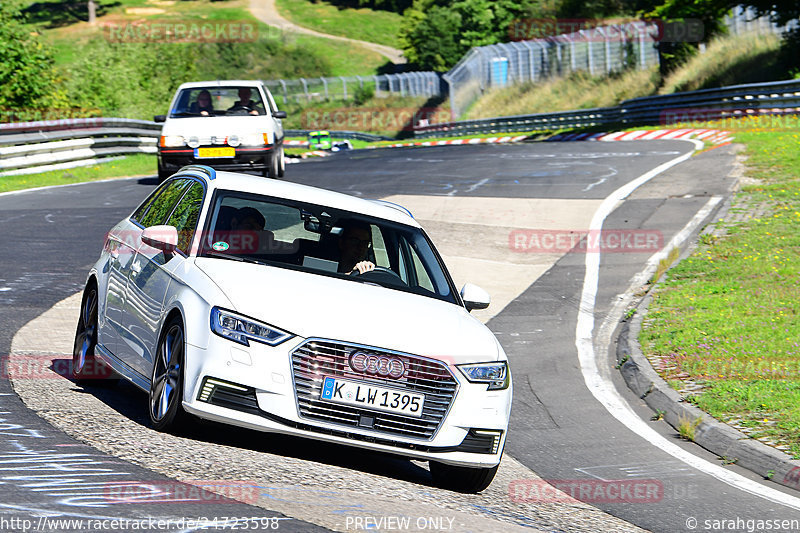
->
[[228, 87, 262, 116], [337, 220, 376, 275]]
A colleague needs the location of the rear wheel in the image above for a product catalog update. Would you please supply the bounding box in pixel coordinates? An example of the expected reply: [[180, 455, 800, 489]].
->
[[429, 461, 499, 493], [72, 282, 116, 384], [149, 317, 187, 432]]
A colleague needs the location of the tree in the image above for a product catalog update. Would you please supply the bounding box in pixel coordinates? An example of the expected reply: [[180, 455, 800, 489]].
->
[[0, 0, 67, 116], [399, 0, 537, 71]]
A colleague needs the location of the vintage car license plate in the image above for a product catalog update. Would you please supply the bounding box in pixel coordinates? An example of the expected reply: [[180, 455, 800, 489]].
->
[[195, 147, 235, 158], [320, 376, 424, 418]]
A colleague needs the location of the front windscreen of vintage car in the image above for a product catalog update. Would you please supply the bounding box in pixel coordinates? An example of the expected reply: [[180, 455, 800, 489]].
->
[[73, 168, 511, 493]]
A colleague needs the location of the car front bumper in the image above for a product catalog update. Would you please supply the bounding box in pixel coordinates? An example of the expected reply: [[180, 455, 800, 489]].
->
[[182, 335, 511, 468], [158, 146, 274, 172]]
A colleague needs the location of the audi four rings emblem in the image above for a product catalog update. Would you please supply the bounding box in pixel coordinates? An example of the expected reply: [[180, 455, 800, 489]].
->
[[349, 351, 405, 378]]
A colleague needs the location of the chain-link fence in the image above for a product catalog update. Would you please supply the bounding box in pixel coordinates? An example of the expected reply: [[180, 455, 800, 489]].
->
[[444, 22, 660, 119], [725, 6, 799, 36], [263, 72, 444, 105]]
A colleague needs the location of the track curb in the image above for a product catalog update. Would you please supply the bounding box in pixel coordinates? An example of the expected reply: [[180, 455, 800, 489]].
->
[[615, 243, 800, 492]]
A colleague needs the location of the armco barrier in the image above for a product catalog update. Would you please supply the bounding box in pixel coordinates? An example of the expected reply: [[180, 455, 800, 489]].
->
[[0, 118, 161, 176], [414, 78, 800, 138]]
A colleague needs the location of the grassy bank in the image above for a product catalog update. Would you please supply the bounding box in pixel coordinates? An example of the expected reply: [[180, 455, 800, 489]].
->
[[639, 121, 800, 457], [275, 0, 402, 49], [0, 154, 155, 193]]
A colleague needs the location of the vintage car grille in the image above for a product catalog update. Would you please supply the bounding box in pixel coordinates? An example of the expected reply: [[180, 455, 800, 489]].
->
[[291, 339, 458, 440]]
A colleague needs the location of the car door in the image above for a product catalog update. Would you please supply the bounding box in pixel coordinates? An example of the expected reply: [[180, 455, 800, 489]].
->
[[115, 178, 192, 376], [123, 179, 205, 378], [100, 186, 169, 357]]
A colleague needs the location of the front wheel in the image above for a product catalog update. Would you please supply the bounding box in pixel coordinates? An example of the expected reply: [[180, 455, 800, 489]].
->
[[429, 461, 499, 493], [149, 317, 187, 432], [277, 146, 285, 177]]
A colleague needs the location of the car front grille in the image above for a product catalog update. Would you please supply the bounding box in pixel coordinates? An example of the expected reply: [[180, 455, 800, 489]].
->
[[291, 339, 458, 441]]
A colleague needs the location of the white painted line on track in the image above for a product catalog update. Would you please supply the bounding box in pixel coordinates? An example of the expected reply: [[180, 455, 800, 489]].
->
[[0, 175, 144, 198], [575, 139, 800, 511]]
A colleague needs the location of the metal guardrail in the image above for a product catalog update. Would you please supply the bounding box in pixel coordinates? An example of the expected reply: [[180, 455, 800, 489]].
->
[[0, 118, 161, 176], [284, 129, 393, 142], [414, 78, 800, 138]]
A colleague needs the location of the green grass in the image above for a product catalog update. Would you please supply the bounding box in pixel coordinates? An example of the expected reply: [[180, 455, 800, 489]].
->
[[639, 124, 800, 457], [275, 0, 402, 49], [290, 31, 386, 76], [0, 154, 155, 193]]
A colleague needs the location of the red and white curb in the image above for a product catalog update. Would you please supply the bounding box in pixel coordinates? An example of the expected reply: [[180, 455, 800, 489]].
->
[[549, 129, 733, 145]]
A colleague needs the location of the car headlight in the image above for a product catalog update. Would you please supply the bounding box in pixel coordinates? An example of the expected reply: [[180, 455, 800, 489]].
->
[[227, 134, 241, 147], [240, 133, 270, 146], [160, 135, 185, 147], [210, 307, 293, 347], [457, 361, 510, 390]]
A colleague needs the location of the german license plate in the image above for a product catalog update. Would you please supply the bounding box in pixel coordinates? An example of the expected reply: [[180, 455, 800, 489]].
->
[[195, 147, 235, 158], [320, 376, 424, 418]]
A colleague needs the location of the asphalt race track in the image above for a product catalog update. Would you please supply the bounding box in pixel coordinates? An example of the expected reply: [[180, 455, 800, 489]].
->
[[2, 141, 800, 532]]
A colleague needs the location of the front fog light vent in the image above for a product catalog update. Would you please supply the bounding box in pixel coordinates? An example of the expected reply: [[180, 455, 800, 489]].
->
[[198, 377, 249, 402], [457, 429, 503, 454]]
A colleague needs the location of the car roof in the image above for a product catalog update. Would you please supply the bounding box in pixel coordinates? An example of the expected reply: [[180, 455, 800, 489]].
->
[[178, 169, 419, 227], [177, 80, 264, 90]]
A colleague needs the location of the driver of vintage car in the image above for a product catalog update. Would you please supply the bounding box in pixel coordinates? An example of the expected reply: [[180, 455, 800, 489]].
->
[[228, 87, 262, 116]]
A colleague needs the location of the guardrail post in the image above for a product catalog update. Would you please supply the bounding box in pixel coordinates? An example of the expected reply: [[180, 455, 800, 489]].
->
[[321, 77, 329, 99], [279, 80, 288, 105], [604, 34, 611, 74], [300, 78, 309, 101], [373, 75, 381, 97], [340, 77, 347, 100], [639, 31, 646, 69]]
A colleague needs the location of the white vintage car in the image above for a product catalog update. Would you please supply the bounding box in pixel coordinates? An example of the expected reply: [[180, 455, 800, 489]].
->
[[73, 166, 511, 492], [155, 81, 286, 181]]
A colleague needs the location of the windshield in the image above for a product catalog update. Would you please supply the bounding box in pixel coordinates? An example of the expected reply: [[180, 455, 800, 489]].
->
[[169, 87, 268, 117], [199, 191, 459, 304]]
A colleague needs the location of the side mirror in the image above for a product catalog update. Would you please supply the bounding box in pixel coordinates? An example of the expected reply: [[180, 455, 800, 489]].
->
[[154, 115, 166, 123], [460, 283, 490, 312], [272, 110, 287, 119], [141, 225, 179, 255]]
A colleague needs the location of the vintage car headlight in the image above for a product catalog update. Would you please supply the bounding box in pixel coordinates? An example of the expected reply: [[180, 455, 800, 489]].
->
[[240, 133, 271, 146], [160, 135, 185, 147], [210, 307, 293, 347], [227, 134, 241, 147], [457, 362, 510, 390]]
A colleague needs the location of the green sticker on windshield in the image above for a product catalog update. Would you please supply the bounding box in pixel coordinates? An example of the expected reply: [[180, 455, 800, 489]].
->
[[212, 241, 229, 252]]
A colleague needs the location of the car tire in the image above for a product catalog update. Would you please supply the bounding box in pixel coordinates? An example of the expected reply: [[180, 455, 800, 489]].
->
[[157, 165, 172, 183], [149, 316, 188, 432], [278, 146, 285, 177], [265, 152, 280, 179], [429, 461, 499, 493], [72, 281, 117, 384]]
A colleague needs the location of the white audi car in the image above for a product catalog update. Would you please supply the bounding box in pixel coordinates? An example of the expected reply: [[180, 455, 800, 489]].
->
[[73, 165, 511, 492]]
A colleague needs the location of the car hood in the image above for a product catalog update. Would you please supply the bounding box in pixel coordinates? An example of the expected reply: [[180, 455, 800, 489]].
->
[[194, 258, 501, 364], [161, 116, 275, 137]]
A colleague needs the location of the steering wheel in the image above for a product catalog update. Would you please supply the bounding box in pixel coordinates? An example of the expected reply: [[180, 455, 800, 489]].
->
[[227, 105, 253, 116], [350, 266, 406, 284]]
